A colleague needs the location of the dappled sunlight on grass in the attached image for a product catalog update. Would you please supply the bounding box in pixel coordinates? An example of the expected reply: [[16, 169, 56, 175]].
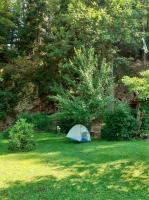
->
[[122, 162, 149, 184], [107, 185, 129, 192], [0, 153, 74, 189], [0, 133, 149, 199]]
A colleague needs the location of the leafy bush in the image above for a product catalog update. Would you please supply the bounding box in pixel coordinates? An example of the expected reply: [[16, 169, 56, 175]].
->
[[122, 70, 149, 100], [20, 112, 52, 131], [142, 113, 149, 131], [32, 113, 52, 131], [50, 115, 75, 133], [101, 102, 136, 141], [0, 91, 16, 120], [139, 129, 149, 139], [51, 105, 91, 133], [19, 112, 33, 123], [141, 103, 149, 131], [3, 128, 10, 139], [58, 118, 75, 133], [9, 119, 35, 151]]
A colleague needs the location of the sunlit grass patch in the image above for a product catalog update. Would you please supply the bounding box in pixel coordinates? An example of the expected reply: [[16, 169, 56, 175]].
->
[[0, 133, 148, 200]]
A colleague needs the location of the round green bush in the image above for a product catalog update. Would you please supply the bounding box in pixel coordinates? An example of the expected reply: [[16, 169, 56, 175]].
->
[[9, 118, 35, 151], [101, 102, 137, 141]]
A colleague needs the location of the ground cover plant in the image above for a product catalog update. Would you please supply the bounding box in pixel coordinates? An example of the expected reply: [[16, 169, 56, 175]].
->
[[0, 133, 148, 200]]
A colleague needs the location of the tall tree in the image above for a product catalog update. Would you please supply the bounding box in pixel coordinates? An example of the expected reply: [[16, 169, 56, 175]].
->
[[16, 0, 48, 55], [0, 0, 15, 62]]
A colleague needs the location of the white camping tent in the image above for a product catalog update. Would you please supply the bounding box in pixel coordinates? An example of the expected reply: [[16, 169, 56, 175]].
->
[[66, 124, 91, 142]]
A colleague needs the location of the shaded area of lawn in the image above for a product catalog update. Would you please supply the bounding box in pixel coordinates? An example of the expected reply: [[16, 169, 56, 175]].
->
[[0, 133, 149, 200]]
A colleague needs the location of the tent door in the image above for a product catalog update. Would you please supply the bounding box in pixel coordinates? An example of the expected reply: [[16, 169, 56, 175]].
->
[[81, 131, 88, 142]]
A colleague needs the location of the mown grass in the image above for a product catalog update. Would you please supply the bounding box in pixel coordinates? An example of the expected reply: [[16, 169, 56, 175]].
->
[[0, 133, 149, 200]]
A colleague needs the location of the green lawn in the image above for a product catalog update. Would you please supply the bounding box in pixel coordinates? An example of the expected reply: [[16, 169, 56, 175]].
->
[[0, 133, 149, 200]]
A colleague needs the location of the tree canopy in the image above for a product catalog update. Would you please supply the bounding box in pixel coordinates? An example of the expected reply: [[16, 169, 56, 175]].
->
[[0, 0, 149, 122]]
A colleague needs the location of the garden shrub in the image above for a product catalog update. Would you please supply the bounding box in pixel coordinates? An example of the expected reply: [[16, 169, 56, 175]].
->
[[20, 112, 52, 131], [142, 103, 149, 131], [139, 129, 149, 139], [51, 109, 91, 133], [3, 128, 10, 139], [140, 102, 149, 138], [0, 91, 16, 120], [9, 118, 35, 151], [31, 113, 52, 131], [58, 118, 77, 133], [19, 112, 33, 123], [101, 102, 137, 141], [52, 115, 75, 133]]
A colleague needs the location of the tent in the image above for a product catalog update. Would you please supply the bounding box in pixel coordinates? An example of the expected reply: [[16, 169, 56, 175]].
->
[[66, 124, 91, 142]]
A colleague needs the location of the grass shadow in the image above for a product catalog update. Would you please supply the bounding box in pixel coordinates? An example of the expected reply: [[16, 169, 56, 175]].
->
[[0, 159, 149, 200], [0, 133, 148, 199]]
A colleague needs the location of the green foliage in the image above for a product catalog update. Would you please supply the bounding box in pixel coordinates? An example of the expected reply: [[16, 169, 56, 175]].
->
[[0, 90, 16, 120], [143, 112, 149, 131], [15, 0, 49, 55], [139, 129, 149, 139], [141, 102, 149, 131], [0, 0, 15, 61], [0, 0, 149, 130], [20, 112, 52, 131], [0, 57, 39, 115], [9, 118, 35, 151], [44, 0, 144, 82], [101, 102, 137, 141], [31, 113, 51, 131], [19, 112, 33, 122], [50, 104, 91, 133], [122, 70, 149, 100], [0, 68, 3, 81], [3, 128, 10, 139], [113, 57, 133, 80], [50, 47, 114, 131]]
